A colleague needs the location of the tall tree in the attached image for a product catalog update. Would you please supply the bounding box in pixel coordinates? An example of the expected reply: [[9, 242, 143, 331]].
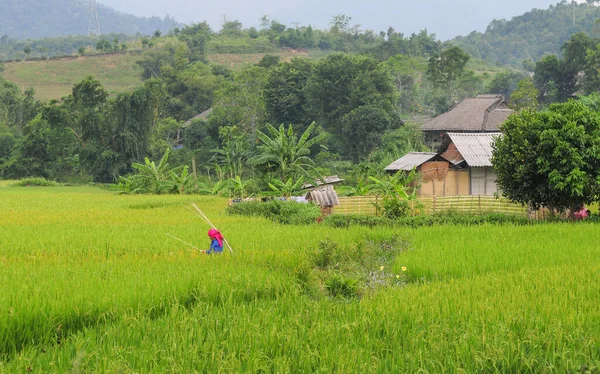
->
[[426, 46, 471, 101], [492, 99, 600, 212], [209, 66, 268, 138], [340, 106, 392, 163], [305, 53, 397, 153], [509, 78, 539, 110], [264, 58, 314, 133]]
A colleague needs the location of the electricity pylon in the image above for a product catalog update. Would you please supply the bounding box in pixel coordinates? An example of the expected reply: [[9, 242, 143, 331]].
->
[[88, 0, 100, 36]]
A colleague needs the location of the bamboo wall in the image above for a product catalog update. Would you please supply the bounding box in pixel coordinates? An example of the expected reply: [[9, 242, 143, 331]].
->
[[420, 169, 470, 197]]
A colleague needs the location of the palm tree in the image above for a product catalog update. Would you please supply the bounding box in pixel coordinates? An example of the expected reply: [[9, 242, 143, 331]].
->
[[249, 122, 326, 182]]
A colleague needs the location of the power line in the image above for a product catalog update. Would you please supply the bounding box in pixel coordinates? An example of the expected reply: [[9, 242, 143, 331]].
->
[[88, 0, 100, 37]]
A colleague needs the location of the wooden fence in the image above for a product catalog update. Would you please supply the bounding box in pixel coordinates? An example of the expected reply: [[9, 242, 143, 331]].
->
[[334, 195, 531, 217], [421, 195, 528, 216]]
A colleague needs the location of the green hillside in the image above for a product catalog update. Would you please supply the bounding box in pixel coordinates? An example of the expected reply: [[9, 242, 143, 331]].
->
[[2, 48, 508, 101], [1, 48, 323, 100], [0, 0, 179, 40], [454, 2, 600, 65], [2, 52, 144, 100]]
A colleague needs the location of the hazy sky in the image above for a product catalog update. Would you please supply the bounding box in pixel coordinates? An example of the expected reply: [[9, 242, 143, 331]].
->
[[97, 0, 569, 40]]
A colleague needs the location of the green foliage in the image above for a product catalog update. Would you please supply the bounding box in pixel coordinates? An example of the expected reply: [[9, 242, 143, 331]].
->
[[509, 78, 539, 110], [493, 99, 600, 212], [313, 238, 339, 269], [325, 273, 359, 299], [323, 211, 533, 229], [367, 169, 420, 219], [250, 122, 326, 182], [268, 177, 305, 198], [209, 65, 268, 135], [533, 54, 577, 105], [112, 148, 195, 195], [340, 106, 392, 163], [10, 177, 57, 187], [212, 126, 252, 179], [427, 46, 471, 101], [455, 2, 600, 65], [486, 71, 526, 99], [305, 53, 398, 154], [220, 175, 259, 198], [263, 58, 315, 132], [178, 22, 212, 62], [226, 200, 321, 225]]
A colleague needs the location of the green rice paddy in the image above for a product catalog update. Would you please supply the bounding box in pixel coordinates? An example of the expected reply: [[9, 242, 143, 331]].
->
[[1, 185, 599, 372]]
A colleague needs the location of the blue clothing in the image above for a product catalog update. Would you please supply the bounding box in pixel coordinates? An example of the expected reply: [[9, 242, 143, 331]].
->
[[207, 239, 223, 254]]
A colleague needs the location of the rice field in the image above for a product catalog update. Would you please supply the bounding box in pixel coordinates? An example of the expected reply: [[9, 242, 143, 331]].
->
[[1, 185, 600, 372]]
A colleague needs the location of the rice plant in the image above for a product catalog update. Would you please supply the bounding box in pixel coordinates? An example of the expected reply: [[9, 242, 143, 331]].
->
[[1, 184, 600, 372]]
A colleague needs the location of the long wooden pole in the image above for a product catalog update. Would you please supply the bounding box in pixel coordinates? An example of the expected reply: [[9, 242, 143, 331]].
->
[[165, 233, 204, 252], [190, 202, 234, 254]]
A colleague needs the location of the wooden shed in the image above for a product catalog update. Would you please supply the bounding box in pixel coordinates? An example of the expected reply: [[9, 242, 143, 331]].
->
[[384, 152, 469, 197], [386, 132, 501, 197], [443, 132, 501, 196]]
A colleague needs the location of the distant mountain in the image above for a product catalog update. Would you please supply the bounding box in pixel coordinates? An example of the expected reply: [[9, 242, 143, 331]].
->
[[453, 2, 600, 66], [0, 0, 180, 40]]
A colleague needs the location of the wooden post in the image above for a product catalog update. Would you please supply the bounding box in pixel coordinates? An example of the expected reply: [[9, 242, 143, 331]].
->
[[191, 157, 198, 192], [478, 195, 481, 214]]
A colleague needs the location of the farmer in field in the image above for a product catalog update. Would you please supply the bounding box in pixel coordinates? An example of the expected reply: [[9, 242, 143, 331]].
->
[[205, 228, 224, 254]]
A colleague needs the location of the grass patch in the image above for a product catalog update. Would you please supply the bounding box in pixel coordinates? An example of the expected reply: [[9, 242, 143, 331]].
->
[[10, 177, 58, 187], [2, 53, 143, 100]]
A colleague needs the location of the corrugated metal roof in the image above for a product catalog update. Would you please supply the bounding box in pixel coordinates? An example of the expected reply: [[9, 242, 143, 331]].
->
[[385, 152, 438, 171], [303, 175, 344, 189], [305, 185, 340, 206], [447, 133, 501, 167]]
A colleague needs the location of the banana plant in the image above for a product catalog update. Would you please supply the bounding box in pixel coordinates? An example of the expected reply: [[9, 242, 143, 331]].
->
[[367, 168, 420, 218], [168, 165, 194, 195], [110, 176, 142, 195], [130, 148, 172, 194], [268, 177, 305, 198]]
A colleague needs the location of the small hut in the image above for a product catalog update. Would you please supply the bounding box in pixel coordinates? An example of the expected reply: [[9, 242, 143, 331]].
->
[[384, 152, 467, 196], [303, 176, 343, 215], [442, 132, 501, 196]]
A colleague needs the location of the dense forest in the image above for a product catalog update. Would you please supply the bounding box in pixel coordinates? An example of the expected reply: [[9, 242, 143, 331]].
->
[[455, 1, 600, 66], [0, 0, 179, 40]]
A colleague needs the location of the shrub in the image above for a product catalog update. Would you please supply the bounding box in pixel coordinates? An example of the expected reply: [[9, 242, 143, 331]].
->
[[11, 178, 58, 187], [226, 200, 321, 225], [324, 211, 534, 229], [325, 273, 360, 299], [323, 214, 395, 228], [313, 239, 339, 269]]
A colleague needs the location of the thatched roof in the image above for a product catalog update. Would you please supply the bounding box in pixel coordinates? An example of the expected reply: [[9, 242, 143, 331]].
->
[[385, 152, 440, 172], [422, 95, 512, 132], [184, 108, 213, 126], [447, 132, 501, 167]]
